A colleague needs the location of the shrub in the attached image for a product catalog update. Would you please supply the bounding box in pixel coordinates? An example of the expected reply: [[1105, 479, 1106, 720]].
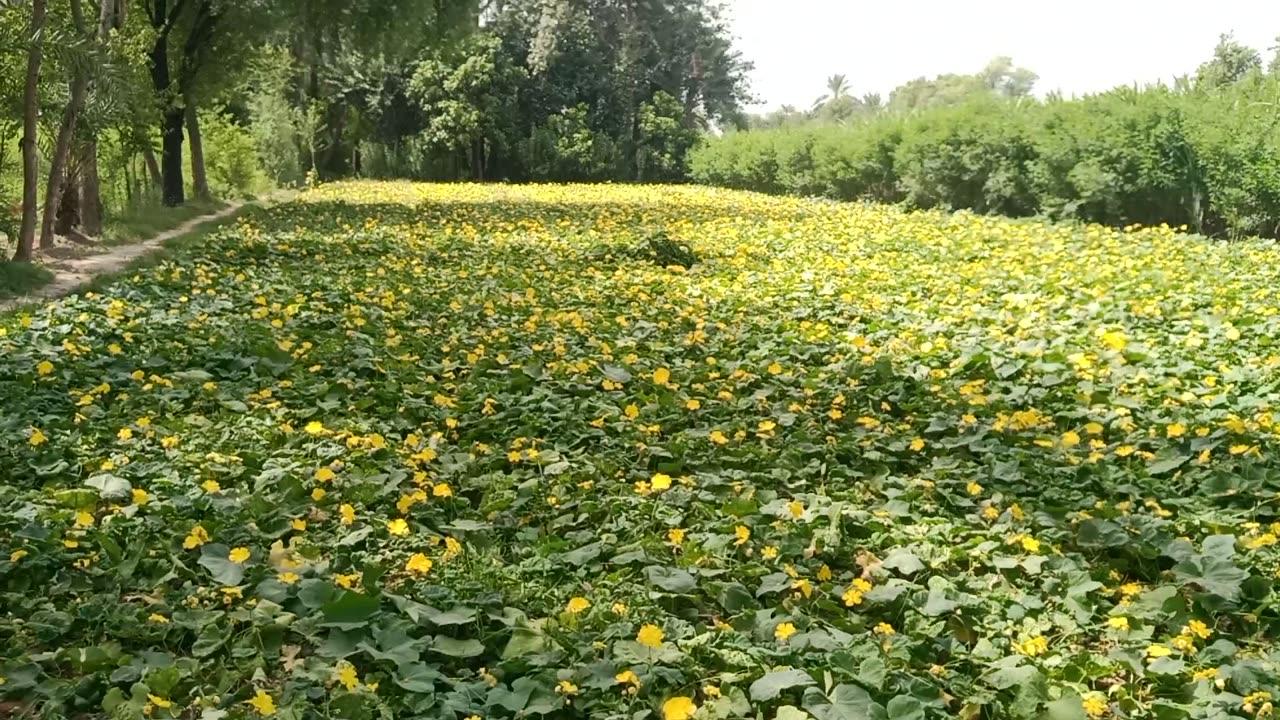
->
[[690, 77, 1280, 239]]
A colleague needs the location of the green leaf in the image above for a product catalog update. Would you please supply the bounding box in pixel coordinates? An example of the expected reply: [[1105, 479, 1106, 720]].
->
[[1042, 695, 1087, 720], [84, 474, 132, 499], [431, 635, 485, 657], [885, 696, 924, 720], [645, 565, 697, 593], [1147, 454, 1191, 475], [321, 591, 381, 627], [602, 365, 632, 383], [198, 544, 244, 586], [881, 549, 925, 575], [802, 684, 885, 720], [502, 626, 546, 659], [749, 668, 816, 702]]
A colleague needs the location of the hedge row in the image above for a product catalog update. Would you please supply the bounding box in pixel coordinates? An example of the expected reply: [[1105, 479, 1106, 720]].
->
[[690, 80, 1280, 239]]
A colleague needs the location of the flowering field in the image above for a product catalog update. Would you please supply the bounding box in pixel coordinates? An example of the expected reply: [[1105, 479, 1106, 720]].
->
[[5, 182, 1280, 719]]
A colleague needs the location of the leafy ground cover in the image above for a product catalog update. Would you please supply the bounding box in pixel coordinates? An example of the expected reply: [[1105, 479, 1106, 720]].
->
[[3, 181, 1280, 720]]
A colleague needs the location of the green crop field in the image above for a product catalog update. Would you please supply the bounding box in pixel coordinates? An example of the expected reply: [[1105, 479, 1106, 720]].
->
[[3, 181, 1280, 719]]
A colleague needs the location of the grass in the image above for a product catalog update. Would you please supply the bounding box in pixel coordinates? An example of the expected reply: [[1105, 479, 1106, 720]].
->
[[102, 197, 229, 246], [0, 260, 53, 300]]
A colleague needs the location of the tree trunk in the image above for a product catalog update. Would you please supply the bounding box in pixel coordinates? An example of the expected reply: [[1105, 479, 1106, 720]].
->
[[148, 0, 184, 206], [40, 69, 90, 248], [161, 108, 185, 206], [185, 101, 210, 199], [55, 169, 80, 235], [75, 0, 119, 236], [140, 142, 162, 189], [79, 141, 103, 236], [14, 0, 47, 262]]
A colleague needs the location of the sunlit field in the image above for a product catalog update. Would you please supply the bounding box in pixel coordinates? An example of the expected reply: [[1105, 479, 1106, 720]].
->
[[4, 181, 1280, 719]]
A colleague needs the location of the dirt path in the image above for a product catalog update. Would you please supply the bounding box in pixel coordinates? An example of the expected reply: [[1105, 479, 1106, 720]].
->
[[0, 202, 245, 312]]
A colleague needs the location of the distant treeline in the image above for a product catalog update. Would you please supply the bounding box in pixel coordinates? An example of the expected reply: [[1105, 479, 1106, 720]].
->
[[692, 36, 1280, 239]]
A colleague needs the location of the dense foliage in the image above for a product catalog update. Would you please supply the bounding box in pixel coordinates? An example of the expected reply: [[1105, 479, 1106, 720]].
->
[[6, 182, 1280, 719], [0, 0, 750, 264], [692, 41, 1280, 240]]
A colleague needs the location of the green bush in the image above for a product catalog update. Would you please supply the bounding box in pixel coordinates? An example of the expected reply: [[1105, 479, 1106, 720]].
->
[[199, 112, 271, 197], [689, 76, 1280, 239]]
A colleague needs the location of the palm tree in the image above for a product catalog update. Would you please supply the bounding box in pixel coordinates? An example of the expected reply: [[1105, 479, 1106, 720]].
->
[[811, 73, 850, 111]]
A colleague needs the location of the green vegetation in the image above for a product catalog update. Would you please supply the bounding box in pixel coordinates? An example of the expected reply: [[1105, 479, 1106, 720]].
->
[[0, 259, 52, 300], [691, 36, 1280, 240], [102, 198, 228, 247], [7, 182, 1280, 719]]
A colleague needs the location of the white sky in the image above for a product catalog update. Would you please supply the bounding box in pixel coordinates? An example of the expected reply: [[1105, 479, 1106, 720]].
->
[[727, 0, 1280, 110]]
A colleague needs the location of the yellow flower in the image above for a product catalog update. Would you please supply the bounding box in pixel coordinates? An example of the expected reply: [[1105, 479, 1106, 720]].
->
[[556, 680, 578, 695], [202, 480, 221, 493], [1146, 644, 1172, 658], [615, 669, 640, 686], [787, 500, 804, 518], [775, 622, 797, 641], [662, 696, 698, 720], [28, 428, 47, 446], [873, 622, 895, 636], [767, 362, 783, 375], [279, 571, 300, 585], [1082, 694, 1108, 717], [75, 511, 95, 528], [314, 467, 336, 482], [340, 504, 356, 525], [304, 421, 325, 435], [161, 436, 178, 449], [131, 488, 150, 506], [966, 481, 983, 496], [686, 399, 701, 410], [1184, 619, 1212, 640], [246, 689, 276, 716], [1061, 430, 1081, 448], [734, 525, 750, 545], [291, 519, 307, 532], [184, 525, 210, 549], [668, 528, 685, 544], [1166, 422, 1187, 438], [117, 428, 133, 441], [311, 487, 326, 501], [653, 367, 670, 385], [334, 573, 360, 589], [148, 613, 169, 623], [229, 547, 251, 564], [36, 360, 54, 376], [335, 661, 359, 690], [566, 596, 591, 613], [1020, 536, 1041, 553], [10, 549, 28, 562], [1016, 636, 1048, 656], [636, 624, 665, 648], [1106, 616, 1129, 630], [651, 473, 672, 491], [386, 519, 410, 536], [709, 430, 728, 445], [148, 695, 173, 709], [1192, 668, 1218, 681], [405, 553, 433, 575], [909, 437, 925, 451]]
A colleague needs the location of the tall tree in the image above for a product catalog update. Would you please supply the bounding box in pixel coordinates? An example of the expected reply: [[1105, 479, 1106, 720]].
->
[[39, 0, 93, 248], [13, 0, 46, 262], [1196, 32, 1262, 89]]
